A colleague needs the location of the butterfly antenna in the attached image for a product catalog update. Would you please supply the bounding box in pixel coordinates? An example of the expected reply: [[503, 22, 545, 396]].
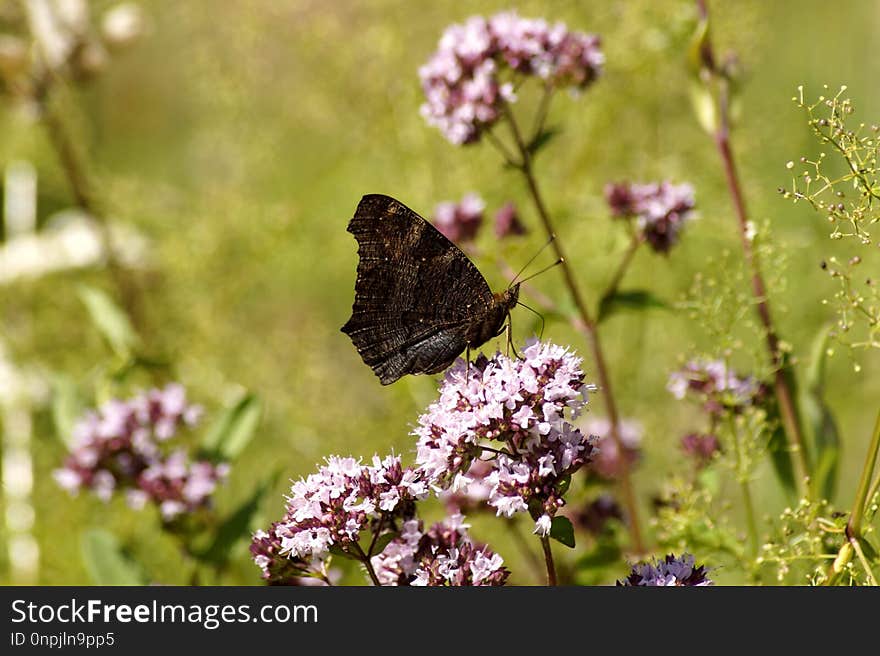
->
[[517, 258, 564, 285], [516, 301, 546, 339], [509, 233, 557, 286]]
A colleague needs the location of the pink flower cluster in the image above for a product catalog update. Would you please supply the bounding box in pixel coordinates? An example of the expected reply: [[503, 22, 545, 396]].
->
[[53, 384, 228, 521], [371, 514, 509, 586], [604, 181, 696, 253], [419, 11, 603, 144], [414, 339, 597, 536], [268, 455, 429, 560], [432, 193, 485, 243], [439, 458, 494, 513], [667, 358, 766, 416], [583, 416, 643, 480]]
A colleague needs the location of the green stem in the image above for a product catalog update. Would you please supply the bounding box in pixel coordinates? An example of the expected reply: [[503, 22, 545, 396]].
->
[[824, 407, 880, 585], [864, 472, 880, 520], [728, 413, 759, 558], [350, 542, 382, 586], [502, 106, 646, 554], [849, 535, 879, 586], [505, 517, 545, 584], [530, 82, 554, 142], [602, 232, 642, 303], [847, 407, 880, 538], [37, 81, 146, 334], [539, 535, 557, 586]]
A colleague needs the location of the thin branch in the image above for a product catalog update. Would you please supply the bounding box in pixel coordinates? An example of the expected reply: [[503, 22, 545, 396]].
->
[[502, 103, 646, 554]]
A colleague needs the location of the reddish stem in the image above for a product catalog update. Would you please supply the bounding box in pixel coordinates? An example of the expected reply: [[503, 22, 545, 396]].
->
[[697, 0, 810, 496]]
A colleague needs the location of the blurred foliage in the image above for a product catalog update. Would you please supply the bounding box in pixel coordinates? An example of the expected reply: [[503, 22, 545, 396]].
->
[[2, 0, 880, 584]]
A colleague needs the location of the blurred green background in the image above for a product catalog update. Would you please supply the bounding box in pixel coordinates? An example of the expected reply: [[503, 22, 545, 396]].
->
[[1, 0, 879, 585]]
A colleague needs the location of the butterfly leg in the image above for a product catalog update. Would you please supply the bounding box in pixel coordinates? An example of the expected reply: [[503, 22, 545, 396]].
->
[[505, 318, 520, 360]]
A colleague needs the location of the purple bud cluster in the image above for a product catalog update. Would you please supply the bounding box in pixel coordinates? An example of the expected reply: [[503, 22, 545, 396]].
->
[[53, 384, 227, 521], [432, 193, 485, 243], [419, 11, 603, 144], [617, 553, 713, 586], [604, 181, 696, 253], [414, 339, 597, 536], [667, 358, 766, 416], [494, 201, 528, 239], [574, 494, 623, 535], [680, 432, 721, 466], [371, 514, 509, 586], [432, 194, 527, 245]]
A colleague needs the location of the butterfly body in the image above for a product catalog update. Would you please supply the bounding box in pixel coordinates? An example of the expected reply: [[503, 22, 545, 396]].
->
[[342, 194, 519, 385]]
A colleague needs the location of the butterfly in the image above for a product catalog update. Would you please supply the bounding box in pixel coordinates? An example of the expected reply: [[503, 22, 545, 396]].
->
[[342, 194, 520, 385]]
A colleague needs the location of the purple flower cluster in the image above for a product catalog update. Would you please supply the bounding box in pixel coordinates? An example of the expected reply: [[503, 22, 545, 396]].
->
[[604, 181, 696, 253], [419, 11, 603, 144], [371, 514, 509, 586], [681, 432, 721, 466], [494, 201, 528, 239], [574, 494, 623, 535], [617, 553, 713, 586], [583, 416, 642, 480], [267, 455, 429, 560], [414, 339, 597, 536], [53, 384, 228, 521], [668, 358, 766, 415], [432, 193, 485, 243]]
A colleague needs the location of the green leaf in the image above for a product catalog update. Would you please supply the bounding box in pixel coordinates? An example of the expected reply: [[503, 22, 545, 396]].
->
[[689, 82, 718, 135], [766, 422, 796, 497], [77, 285, 140, 359], [857, 537, 878, 562], [598, 289, 669, 323], [50, 374, 82, 448], [764, 352, 808, 499], [328, 544, 357, 560], [196, 471, 280, 566], [556, 474, 572, 497], [805, 325, 832, 392], [549, 516, 575, 548], [110, 354, 173, 383], [366, 531, 397, 558], [525, 126, 560, 158], [697, 467, 721, 496], [687, 12, 711, 77], [801, 325, 841, 500], [80, 529, 148, 585], [199, 393, 262, 461]]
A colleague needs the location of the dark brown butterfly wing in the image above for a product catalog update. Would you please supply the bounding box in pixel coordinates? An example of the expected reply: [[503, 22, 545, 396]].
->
[[341, 194, 496, 385]]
